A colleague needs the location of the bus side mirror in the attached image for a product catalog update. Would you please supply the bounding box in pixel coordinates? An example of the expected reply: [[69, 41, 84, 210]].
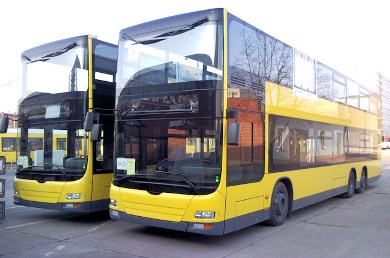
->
[[227, 122, 240, 145], [0, 117, 9, 134], [0, 156, 5, 175], [91, 124, 102, 142], [84, 112, 94, 132]]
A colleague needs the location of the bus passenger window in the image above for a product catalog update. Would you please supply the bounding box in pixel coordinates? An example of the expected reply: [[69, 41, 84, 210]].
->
[[2, 138, 16, 152]]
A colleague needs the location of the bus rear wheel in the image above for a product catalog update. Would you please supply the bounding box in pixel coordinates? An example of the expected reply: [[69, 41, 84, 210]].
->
[[265, 182, 289, 226], [341, 171, 355, 198], [355, 170, 367, 194]]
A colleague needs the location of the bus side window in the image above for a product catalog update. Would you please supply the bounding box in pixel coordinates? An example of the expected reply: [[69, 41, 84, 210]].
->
[[95, 129, 114, 172], [227, 118, 265, 186]]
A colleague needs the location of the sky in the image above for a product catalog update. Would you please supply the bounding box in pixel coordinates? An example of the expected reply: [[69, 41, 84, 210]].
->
[[0, 0, 388, 113]]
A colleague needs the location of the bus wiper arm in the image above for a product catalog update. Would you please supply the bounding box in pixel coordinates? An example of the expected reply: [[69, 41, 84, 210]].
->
[[23, 42, 78, 64], [114, 171, 200, 194], [114, 173, 149, 183], [154, 171, 200, 194], [50, 164, 71, 178], [16, 166, 34, 175], [17, 163, 71, 178]]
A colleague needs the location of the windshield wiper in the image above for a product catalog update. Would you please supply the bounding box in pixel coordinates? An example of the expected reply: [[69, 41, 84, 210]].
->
[[23, 42, 78, 64], [114, 173, 149, 183], [50, 164, 71, 178], [17, 163, 71, 178], [114, 171, 200, 194], [154, 17, 209, 39], [154, 171, 200, 194], [15, 166, 34, 175]]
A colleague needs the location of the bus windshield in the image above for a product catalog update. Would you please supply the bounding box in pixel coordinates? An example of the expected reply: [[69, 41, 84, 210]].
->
[[16, 36, 91, 181], [16, 124, 88, 181], [114, 10, 224, 195]]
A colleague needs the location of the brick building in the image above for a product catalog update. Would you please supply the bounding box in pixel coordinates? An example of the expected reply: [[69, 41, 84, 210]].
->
[[379, 74, 390, 140]]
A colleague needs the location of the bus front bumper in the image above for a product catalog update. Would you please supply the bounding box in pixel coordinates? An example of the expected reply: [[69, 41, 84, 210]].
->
[[110, 209, 225, 235], [14, 197, 109, 213]]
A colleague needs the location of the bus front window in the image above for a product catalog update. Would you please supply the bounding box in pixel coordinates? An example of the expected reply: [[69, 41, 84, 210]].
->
[[114, 10, 224, 195], [16, 37, 91, 181], [115, 118, 221, 195], [16, 125, 88, 181]]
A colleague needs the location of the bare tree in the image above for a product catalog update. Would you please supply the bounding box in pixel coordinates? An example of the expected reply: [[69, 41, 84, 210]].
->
[[316, 65, 338, 100], [230, 25, 294, 95]]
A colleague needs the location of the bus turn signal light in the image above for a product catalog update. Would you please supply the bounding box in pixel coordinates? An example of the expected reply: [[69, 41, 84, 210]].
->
[[192, 223, 214, 230]]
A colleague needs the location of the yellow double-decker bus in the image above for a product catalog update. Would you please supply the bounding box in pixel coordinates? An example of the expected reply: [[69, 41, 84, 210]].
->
[[109, 8, 381, 235], [0, 35, 117, 213]]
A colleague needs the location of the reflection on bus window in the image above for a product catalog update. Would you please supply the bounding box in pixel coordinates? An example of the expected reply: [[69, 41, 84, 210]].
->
[[2, 138, 17, 152], [269, 115, 378, 172]]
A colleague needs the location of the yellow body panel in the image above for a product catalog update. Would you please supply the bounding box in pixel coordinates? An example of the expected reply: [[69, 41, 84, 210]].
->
[[112, 186, 189, 221], [110, 185, 226, 223], [92, 173, 113, 201], [225, 183, 263, 220], [58, 177, 92, 203], [13, 162, 113, 207], [13, 179, 64, 203], [180, 190, 225, 222], [14, 176, 92, 204], [224, 159, 381, 218]]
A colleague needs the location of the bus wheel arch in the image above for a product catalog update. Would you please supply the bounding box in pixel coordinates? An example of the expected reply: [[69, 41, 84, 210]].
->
[[355, 167, 367, 194], [265, 178, 292, 226]]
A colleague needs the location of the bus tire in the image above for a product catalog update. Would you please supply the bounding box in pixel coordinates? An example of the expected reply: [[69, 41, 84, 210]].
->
[[265, 181, 289, 226], [341, 171, 355, 198], [355, 170, 367, 194]]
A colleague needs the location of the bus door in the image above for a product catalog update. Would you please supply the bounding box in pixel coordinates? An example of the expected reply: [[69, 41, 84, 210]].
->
[[225, 111, 265, 233], [91, 121, 114, 211]]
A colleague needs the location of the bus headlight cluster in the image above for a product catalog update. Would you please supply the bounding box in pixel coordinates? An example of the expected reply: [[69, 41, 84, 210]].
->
[[195, 211, 215, 219], [66, 193, 82, 200], [110, 199, 117, 207]]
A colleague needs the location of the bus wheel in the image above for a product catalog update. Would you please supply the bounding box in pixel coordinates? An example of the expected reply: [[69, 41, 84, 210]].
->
[[341, 171, 355, 198], [355, 170, 367, 194], [266, 182, 289, 226]]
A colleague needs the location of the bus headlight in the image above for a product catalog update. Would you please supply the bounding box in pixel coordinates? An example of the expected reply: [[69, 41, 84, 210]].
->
[[195, 211, 215, 219], [110, 199, 117, 207], [66, 193, 82, 200]]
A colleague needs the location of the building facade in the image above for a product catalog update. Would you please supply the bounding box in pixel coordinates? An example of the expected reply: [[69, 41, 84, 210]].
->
[[379, 73, 390, 140]]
